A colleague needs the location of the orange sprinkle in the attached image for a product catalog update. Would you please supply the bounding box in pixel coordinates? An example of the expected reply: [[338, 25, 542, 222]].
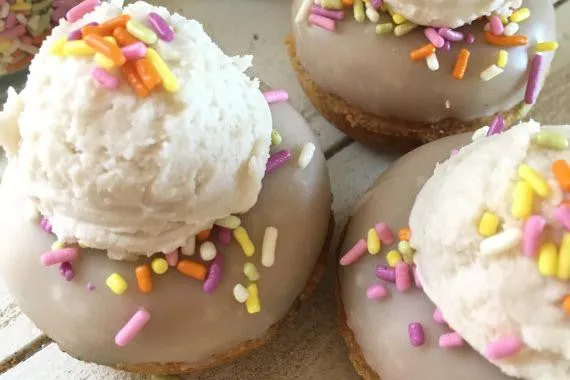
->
[[553, 160, 570, 192], [398, 227, 411, 241], [452, 48, 470, 80], [484, 32, 528, 46], [563, 295, 570, 314], [120, 62, 150, 98], [135, 264, 152, 293], [134, 57, 161, 91], [98, 14, 131, 34], [113, 26, 140, 46], [560, 199, 570, 208], [410, 43, 435, 61], [342, 0, 353, 5], [177, 260, 207, 281], [81, 25, 104, 37], [197, 229, 211, 242], [84, 34, 126, 66]]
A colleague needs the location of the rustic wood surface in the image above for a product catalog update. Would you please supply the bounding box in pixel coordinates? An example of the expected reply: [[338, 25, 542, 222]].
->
[[1, 0, 570, 378]]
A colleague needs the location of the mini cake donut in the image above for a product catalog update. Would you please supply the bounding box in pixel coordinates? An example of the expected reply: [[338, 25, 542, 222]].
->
[[338, 121, 570, 379], [289, 0, 557, 151], [0, 0, 331, 375]]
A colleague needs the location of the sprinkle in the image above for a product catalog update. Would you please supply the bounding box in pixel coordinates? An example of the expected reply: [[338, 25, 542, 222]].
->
[[398, 240, 413, 256], [485, 32, 528, 46], [15, 14, 27, 25], [177, 260, 207, 281], [441, 40, 451, 52], [353, 0, 365, 23], [244, 262, 260, 282], [480, 64, 503, 81], [266, 149, 292, 174], [479, 228, 521, 256], [486, 336, 523, 360], [263, 90, 289, 104], [563, 295, 570, 315], [375, 23, 393, 35], [472, 126, 489, 140], [367, 228, 381, 255], [386, 249, 402, 267], [395, 262, 411, 291], [298, 142, 316, 168], [487, 115, 505, 137], [87, 282, 96, 291], [497, 50, 508, 68], [91, 67, 119, 89], [552, 160, 570, 191], [215, 215, 241, 230], [113, 27, 139, 46], [66, 0, 100, 23], [94, 53, 115, 69], [308, 13, 336, 31], [114, 308, 151, 347], [311, 5, 345, 20], [557, 233, 570, 280], [478, 211, 500, 237], [439, 332, 464, 348], [525, 54, 543, 105], [49, 37, 67, 56], [367, 283, 388, 300], [151, 258, 168, 274], [433, 308, 446, 324], [97, 14, 130, 34], [538, 242, 558, 277], [518, 164, 551, 197], [51, 241, 65, 250], [233, 226, 255, 257], [135, 265, 152, 293], [522, 215, 546, 257], [503, 22, 519, 36], [41, 248, 78, 266], [106, 273, 128, 295], [120, 61, 149, 98], [59, 262, 74, 281], [465, 33, 475, 44], [271, 129, 282, 146], [295, 0, 315, 24], [364, 2, 380, 22], [197, 241, 216, 262], [487, 15, 503, 35], [0, 4, 7, 19], [370, 0, 382, 8], [203, 254, 224, 294], [410, 43, 435, 62], [512, 180, 534, 218], [147, 12, 174, 42], [394, 22, 416, 36], [510, 7, 530, 22], [424, 28, 444, 48], [121, 42, 147, 61], [233, 283, 249, 303], [10, 2, 30, 11], [261, 226, 278, 267], [452, 48, 470, 80], [125, 19, 157, 45], [246, 283, 261, 314], [439, 28, 464, 42], [217, 227, 232, 246], [340, 239, 367, 266], [535, 41, 558, 53], [375, 265, 396, 282], [532, 131, 568, 150], [398, 227, 411, 241], [197, 229, 211, 242], [63, 40, 95, 56], [408, 322, 425, 347], [165, 250, 179, 266], [146, 48, 179, 93], [425, 53, 439, 71], [374, 223, 394, 244]]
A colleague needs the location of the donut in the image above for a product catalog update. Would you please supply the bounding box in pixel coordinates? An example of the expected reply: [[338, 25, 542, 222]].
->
[[338, 121, 570, 379], [0, 1, 332, 375], [288, 0, 557, 151]]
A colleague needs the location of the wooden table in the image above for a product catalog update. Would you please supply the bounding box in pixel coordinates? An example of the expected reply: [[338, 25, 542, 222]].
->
[[1, 0, 570, 378]]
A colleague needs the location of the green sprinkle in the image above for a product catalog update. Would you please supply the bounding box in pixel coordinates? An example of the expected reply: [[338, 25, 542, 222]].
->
[[321, 0, 343, 9], [271, 129, 282, 146], [376, 23, 394, 35], [532, 131, 569, 150], [394, 22, 417, 36], [353, 0, 365, 23]]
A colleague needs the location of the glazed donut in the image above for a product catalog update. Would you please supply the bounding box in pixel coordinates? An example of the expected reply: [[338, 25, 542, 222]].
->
[[0, 1, 331, 375], [289, 0, 557, 151]]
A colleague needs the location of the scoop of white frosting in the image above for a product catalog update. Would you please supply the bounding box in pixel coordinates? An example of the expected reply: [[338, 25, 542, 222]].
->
[[411, 121, 570, 379], [0, 1, 272, 259], [384, 0, 522, 28]]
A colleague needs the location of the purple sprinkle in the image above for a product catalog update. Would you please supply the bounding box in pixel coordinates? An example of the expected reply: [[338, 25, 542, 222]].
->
[[525, 54, 544, 105], [265, 149, 292, 175], [40, 217, 52, 233], [59, 261, 74, 281], [375, 265, 395, 282], [438, 27, 464, 42], [487, 114, 505, 136], [408, 322, 425, 347], [465, 32, 475, 44], [450, 148, 460, 157], [441, 40, 451, 52], [68, 21, 97, 41], [433, 307, 446, 324], [203, 254, 224, 294], [217, 227, 232, 245], [87, 282, 96, 291], [311, 5, 345, 20], [370, 0, 383, 8], [148, 12, 174, 42]]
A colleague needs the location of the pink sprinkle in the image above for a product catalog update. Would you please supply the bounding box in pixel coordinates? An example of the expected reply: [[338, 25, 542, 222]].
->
[[554, 205, 570, 230], [370, 0, 383, 8], [439, 332, 464, 348], [522, 215, 546, 257], [165, 250, 179, 267], [308, 13, 335, 32], [148, 12, 174, 42], [489, 15, 504, 35], [121, 42, 147, 60], [266, 149, 292, 175], [0, 24, 25, 40], [438, 28, 464, 42], [217, 227, 232, 245], [114, 308, 151, 347], [41, 248, 79, 266], [374, 222, 394, 245], [487, 114, 505, 136], [66, 0, 100, 23], [59, 261, 74, 281], [465, 32, 475, 44], [5, 13, 16, 30], [413, 265, 422, 288], [486, 336, 523, 360], [91, 67, 119, 90], [433, 308, 446, 324], [68, 21, 97, 41], [203, 253, 224, 294], [395, 262, 411, 291], [450, 148, 459, 157], [311, 5, 345, 20], [408, 322, 425, 347], [525, 54, 544, 105], [441, 40, 451, 51], [87, 282, 96, 291], [340, 239, 367, 266], [40, 217, 52, 233], [263, 90, 289, 104], [424, 28, 445, 48], [366, 283, 387, 300], [375, 265, 395, 282]]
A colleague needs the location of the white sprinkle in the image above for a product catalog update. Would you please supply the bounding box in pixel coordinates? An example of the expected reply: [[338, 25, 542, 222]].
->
[[425, 53, 439, 71], [0, 3, 9, 19], [480, 228, 521, 256], [365, 2, 380, 22], [19, 43, 38, 55], [471, 126, 490, 141], [261, 226, 278, 267], [244, 262, 261, 281], [199, 241, 217, 261], [298, 142, 316, 168], [503, 22, 519, 36], [480, 64, 504, 81], [233, 283, 249, 303], [27, 15, 40, 30], [15, 14, 27, 25], [445, 99, 451, 109], [180, 237, 196, 256], [214, 215, 241, 230], [295, 0, 314, 24]]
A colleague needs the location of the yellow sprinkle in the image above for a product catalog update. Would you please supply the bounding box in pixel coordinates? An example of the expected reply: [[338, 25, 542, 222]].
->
[[0, 40, 11, 54], [214, 215, 241, 230], [500, 16, 509, 25], [394, 22, 417, 37], [10, 2, 31, 11], [367, 228, 381, 255], [233, 226, 255, 257], [535, 41, 559, 53], [538, 242, 558, 277], [518, 164, 551, 198], [511, 180, 534, 219], [63, 40, 95, 56], [398, 240, 413, 256], [105, 273, 128, 295], [151, 258, 169, 275], [49, 37, 67, 56], [386, 250, 402, 267], [375, 23, 394, 35], [353, 0, 365, 23], [320, 0, 343, 9], [51, 240, 65, 250], [245, 283, 261, 314], [558, 234, 570, 280], [497, 50, 508, 68], [392, 13, 407, 24], [532, 131, 569, 150], [126, 19, 157, 44], [94, 52, 115, 69], [146, 48, 180, 93], [104, 36, 118, 45], [271, 129, 282, 146], [244, 262, 260, 281], [478, 212, 500, 237], [510, 7, 530, 23]]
